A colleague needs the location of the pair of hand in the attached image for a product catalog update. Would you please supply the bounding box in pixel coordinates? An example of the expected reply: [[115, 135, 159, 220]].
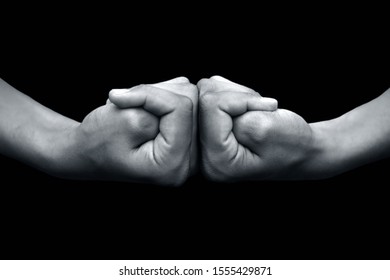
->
[[76, 76, 313, 186]]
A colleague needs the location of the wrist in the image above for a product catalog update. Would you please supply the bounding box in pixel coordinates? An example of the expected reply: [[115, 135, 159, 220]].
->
[[305, 117, 346, 179], [38, 117, 85, 179]]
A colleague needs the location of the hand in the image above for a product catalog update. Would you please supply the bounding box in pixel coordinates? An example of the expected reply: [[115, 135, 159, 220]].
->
[[198, 76, 280, 181], [59, 78, 195, 186], [199, 75, 316, 182], [109, 77, 199, 176]]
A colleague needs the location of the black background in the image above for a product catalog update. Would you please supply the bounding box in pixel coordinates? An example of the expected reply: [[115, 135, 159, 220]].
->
[[1, 5, 389, 260]]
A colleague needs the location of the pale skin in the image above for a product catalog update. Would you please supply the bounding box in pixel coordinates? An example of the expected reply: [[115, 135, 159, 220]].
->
[[197, 76, 390, 181], [0, 77, 198, 186], [1, 76, 390, 185]]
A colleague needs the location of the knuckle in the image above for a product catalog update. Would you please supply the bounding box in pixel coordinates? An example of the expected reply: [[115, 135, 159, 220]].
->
[[234, 113, 257, 136], [123, 109, 158, 133], [199, 91, 218, 107], [197, 78, 209, 89], [176, 76, 190, 83], [178, 94, 193, 105], [124, 109, 143, 127], [164, 82, 198, 103], [197, 78, 216, 94], [183, 84, 199, 105], [186, 83, 199, 96], [210, 75, 224, 81], [176, 94, 193, 112], [256, 113, 275, 137], [234, 111, 274, 142]]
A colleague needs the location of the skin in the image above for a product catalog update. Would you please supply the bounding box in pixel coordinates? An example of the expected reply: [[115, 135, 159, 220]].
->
[[1, 75, 390, 185], [109, 77, 199, 176], [0, 77, 197, 186], [198, 76, 390, 182]]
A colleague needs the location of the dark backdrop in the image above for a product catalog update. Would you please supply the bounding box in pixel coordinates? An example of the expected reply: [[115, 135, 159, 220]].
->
[[1, 7, 389, 260]]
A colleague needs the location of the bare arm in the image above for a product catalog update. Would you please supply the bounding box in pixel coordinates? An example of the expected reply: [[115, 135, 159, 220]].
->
[[0, 78, 79, 174], [308, 89, 390, 178]]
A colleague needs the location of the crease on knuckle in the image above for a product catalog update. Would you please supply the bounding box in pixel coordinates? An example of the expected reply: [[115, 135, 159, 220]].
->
[[202, 152, 235, 183]]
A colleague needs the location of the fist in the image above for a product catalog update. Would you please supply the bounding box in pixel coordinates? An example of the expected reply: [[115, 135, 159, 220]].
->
[[198, 76, 279, 182], [105, 77, 198, 185]]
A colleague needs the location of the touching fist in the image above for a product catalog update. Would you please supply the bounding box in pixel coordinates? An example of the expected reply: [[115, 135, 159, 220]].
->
[[61, 77, 197, 186], [56, 76, 313, 185], [198, 76, 279, 182], [3, 73, 388, 186], [106, 77, 198, 185]]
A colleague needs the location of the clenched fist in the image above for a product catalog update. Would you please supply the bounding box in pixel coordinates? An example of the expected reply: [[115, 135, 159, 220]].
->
[[197, 75, 321, 182], [37, 77, 198, 186], [198, 76, 279, 181], [106, 77, 198, 185]]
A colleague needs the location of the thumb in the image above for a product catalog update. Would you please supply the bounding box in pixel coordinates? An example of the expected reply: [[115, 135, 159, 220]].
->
[[109, 77, 192, 107], [108, 88, 133, 107]]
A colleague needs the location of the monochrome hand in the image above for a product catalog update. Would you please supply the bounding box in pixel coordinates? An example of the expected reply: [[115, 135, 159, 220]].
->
[[198, 76, 280, 181], [109, 77, 199, 176], [46, 78, 195, 186]]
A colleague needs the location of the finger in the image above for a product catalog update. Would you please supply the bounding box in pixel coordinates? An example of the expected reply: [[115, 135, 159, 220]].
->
[[110, 84, 193, 158], [209, 75, 230, 82], [233, 111, 272, 155], [152, 81, 199, 175], [197, 78, 215, 95], [198, 78, 277, 113], [159, 76, 190, 84], [109, 78, 194, 107], [122, 108, 160, 148], [200, 91, 277, 155], [109, 88, 130, 95], [198, 76, 259, 96], [149, 80, 198, 119], [108, 88, 133, 106], [198, 77, 254, 95], [218, 92, 278, 116], [109, 85, 176, 114], [200, 99, 239, 171], [210, 75, 257, 94], [151, 80, 199, 175], [152, 81, 198, 101]]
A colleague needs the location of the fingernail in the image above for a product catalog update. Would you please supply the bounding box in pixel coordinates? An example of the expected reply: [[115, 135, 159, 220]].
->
[[266, 98, 278, 108], [110, 89, 129, 95]]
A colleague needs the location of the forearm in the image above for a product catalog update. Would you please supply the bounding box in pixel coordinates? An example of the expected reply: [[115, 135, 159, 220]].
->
[[307, 89, 390, 178], [0, 78, 80, 175]]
